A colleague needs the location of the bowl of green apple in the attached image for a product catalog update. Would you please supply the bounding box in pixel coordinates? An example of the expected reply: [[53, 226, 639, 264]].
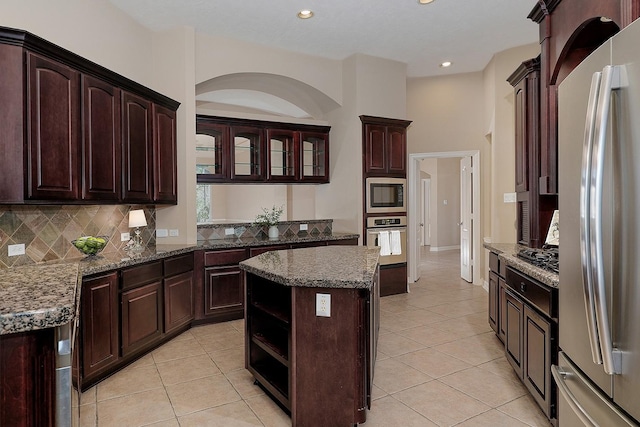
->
[[72, 236, 108, 256]]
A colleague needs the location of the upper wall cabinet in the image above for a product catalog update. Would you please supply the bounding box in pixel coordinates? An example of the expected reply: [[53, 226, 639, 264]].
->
[[196, 115, 330, 184], [360, 115, 412, 178], [0, 26, 180, 205]]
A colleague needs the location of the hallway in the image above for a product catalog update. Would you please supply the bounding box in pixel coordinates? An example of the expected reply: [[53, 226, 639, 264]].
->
[[76, 249, 550, 426]]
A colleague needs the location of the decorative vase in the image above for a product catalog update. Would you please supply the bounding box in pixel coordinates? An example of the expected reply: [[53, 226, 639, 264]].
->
[[268, 225, 279, 240]]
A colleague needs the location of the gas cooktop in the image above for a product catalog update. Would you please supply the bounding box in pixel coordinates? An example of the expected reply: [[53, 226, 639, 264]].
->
[[517, 247, 559, 274]]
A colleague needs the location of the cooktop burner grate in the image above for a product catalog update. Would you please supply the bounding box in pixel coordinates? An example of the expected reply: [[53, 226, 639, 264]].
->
[[517, 247, 558, 274]]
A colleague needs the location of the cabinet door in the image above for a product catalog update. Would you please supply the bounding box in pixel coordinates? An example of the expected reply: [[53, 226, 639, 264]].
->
[[514, 79, 529, 193], [363, 124, 386, 174], [196, 121, 228, 182], [204, 265, 244, 317], [122, 91, 153, 202], [300, 131, 329, 182], [488, 271, 499, 335], [153, 104, 177, 204], [267, 129, 297, 182], [81, 272, 119, 379], [386, 126, 406, 175], [524, 305, 553, 418], [121, 281, 163, 356], [81, 75, 121, 201], [504, 289, 524, 378], [164, 271, 194, 334], [231, 125, 264, 181], [499, 277, 507, 342], [26, 53, 80, 200]]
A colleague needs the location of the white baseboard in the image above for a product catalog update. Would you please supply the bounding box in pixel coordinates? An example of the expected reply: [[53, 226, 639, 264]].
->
[[429, 245, 461, 252], [482, 280, 489, 292]]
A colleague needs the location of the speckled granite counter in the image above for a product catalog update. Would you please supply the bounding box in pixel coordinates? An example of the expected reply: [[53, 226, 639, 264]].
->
[[1, 262, 80, 334], [240, 246, 380, 289], [484, 242, 559, 288], [0, 232, 358, 335]]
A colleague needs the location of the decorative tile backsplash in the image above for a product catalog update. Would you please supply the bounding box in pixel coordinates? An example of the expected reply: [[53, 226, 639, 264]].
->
[[0, 205, 156, 268], [197, 220, 333, 241]]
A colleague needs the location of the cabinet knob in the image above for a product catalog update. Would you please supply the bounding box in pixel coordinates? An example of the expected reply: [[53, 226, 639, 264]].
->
[[520, 282, 527, 293]]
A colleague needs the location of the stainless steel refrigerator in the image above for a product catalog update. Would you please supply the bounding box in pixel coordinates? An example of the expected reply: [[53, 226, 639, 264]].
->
[[556, 17, 640, 427]]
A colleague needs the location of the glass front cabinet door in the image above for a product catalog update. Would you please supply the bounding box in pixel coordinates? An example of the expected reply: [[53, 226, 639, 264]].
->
[[196, 121, 227, 182], [231, 125, 264, 180], [267, 129, 297, 182], [300, 131, 329, 182]]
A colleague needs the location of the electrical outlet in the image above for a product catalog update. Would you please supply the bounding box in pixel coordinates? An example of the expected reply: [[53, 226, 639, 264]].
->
[[8, 243, 25, 257], [503, 192, 517, 203], [156, 229, 168, 238], [169, 229, 179, 237], [300, 223, 308, 231], [443, 199, 448, 205], [316, 293, 331, 317], [121, 232, 131, 242], [225, 227, 235, 236]]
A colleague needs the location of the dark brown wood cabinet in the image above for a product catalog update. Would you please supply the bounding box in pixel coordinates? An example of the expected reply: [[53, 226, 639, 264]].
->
[[488, 271, 500, 334], [0, 328, 55, 427], [153, 104, 178, 204], [245, 269, 379, 426], [0, 26, 180, 205], [163, 254, 195, 333], [80, 272, 119, 381], [120, 261, 164, 357], [27, 53, 81, 201], [504, 288, 525, 378], [488, 251, 507, 342], [504, 266, 558, 420], [360, 116, 410, 177], [202, 249, 248, 322], [196, 115, 330, 184], [82, 75, 121, 201], [122, 91, 153, 203]]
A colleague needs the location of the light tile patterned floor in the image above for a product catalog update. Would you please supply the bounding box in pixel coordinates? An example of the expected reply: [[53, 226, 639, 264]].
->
[[77, 249, 551, 426]]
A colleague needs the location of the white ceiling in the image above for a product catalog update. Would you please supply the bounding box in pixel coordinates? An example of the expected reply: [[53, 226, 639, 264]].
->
[[108, 0, 540, 78]]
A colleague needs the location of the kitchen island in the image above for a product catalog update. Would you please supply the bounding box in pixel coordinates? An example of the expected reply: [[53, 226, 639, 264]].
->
[[240, 245, 380, 427]]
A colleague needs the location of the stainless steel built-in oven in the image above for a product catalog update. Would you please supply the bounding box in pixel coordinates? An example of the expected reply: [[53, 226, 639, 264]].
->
[[366, 216, 407, 266], [365, 178, 406, 214]]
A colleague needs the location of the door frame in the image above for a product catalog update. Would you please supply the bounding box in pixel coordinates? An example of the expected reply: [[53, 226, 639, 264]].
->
[[421, 178, 431, 246], [408, 150, 481, 285]]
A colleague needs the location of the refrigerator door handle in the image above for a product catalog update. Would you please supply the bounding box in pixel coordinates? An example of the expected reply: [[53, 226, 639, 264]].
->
[[581, 71, 603, 365], [552, 365, 599, 427], [591, 65, 625, 375]]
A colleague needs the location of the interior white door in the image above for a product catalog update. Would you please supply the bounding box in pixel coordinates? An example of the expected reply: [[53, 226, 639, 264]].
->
[[460, 157, 473, 282], [422, 179, 431, 246]]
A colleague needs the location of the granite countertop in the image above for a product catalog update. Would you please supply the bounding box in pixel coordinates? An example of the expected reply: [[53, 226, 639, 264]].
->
[[1, 232, 359, 335], [484, 242, 559, 288], [1, 262, 80, 335], [240, 246, 380, 289]]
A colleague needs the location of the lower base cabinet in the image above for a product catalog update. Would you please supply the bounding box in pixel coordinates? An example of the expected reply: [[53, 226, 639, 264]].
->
[[0, 328, 55, 427], [245, 270, 379, 426], [503, 266, 557, 421], [121, 281, 163, 357]]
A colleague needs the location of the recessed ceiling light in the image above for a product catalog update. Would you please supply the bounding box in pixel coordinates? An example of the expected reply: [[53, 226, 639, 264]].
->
[[440, 61, 452, 68], [418, 0, 435, 4], [298, 10, 314, 19]]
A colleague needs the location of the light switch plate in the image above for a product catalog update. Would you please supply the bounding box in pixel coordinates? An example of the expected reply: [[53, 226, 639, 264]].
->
[[316, 293, 331, 317], [8, 243, 25, 257], [156, 229, 168, 238], [300, 223, 308, 231], [121, 232, 131, 242], [169, 229, 179, 237]]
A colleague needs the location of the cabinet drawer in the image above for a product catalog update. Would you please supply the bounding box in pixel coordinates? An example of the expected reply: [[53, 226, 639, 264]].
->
[[489, 251, 507, 277], [121, 261, 162, 290], [204, 249, 247, 266], [164, 253, 194, 277], [249, 245, 288, 257], [506, 267, 554, 318]]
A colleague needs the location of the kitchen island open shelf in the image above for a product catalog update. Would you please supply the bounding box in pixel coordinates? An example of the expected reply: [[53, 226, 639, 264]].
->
[[240, 246, 380, 427]]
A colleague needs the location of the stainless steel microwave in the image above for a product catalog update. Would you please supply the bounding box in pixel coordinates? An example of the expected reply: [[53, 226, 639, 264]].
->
[[365, 177, 406, 214]]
